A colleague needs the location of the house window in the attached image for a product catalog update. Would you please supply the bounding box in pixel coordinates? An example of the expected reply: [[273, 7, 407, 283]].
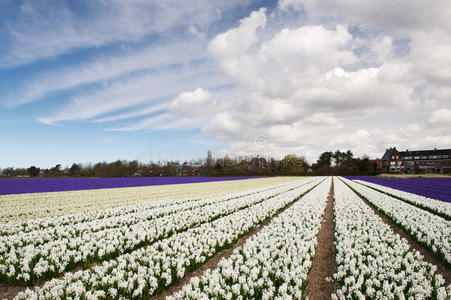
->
[[390, 161, 395, 166], [414, 156, 420, 159], [443, 155, 449, 158], [404, 156, 412, 160], [392, 156, 395, 159], [421, 156, 427, 159]]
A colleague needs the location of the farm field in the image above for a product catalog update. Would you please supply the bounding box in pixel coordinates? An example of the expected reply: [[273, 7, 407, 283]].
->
[[0, 176, 450, 299], [0, 177, 298, 222], [0, 177, 256, 196], [346, 176, 451, 203]]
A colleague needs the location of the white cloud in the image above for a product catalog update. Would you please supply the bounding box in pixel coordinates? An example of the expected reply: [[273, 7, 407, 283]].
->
[[188, 24, 205, 38], [277, 0, 451, 34], [93, 103, 168, 123], [38, 61, 229, 124], [7, 1, 451, 164], [110, 112, 203, 132], [196, 4, 450, 163], [109, 87, 227, 132], [1, 0, 250, 68], [430, 109, 451, 125], [208, 7, 267, 76], [3, 40, 207, 107], [89, 3, 450, 163], [202, 112, 242, 138], [168, 88, 214, 117]]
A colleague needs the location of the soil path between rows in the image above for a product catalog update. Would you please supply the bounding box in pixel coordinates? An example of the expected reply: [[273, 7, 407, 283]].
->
[[343, 178, 451, 284], [0, 282, 27, 300], [151, 185, 317, 299], [0, 265, 88, 300], [306, 178, 338, 300]]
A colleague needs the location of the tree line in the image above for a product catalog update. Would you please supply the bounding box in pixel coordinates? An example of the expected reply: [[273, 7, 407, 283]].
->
[[0, 150, 378, 178]]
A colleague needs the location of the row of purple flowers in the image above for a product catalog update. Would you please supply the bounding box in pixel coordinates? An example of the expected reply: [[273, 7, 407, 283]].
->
[[346, 176, 451, 203], [0, 177, 253, 195]]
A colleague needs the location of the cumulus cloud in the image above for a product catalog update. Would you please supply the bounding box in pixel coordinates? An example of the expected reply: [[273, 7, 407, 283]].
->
[[168, 87, 214, 117], [208, 7, 267, 76], [15, 1, 451, 163], [198, 3, 451, 162]]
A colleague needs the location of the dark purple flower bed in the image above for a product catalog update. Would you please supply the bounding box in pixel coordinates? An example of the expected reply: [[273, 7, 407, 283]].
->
[[346, 176, 451, 203], [0, 177, 253, 195]]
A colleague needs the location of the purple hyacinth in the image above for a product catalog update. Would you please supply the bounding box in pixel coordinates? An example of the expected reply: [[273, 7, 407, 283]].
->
[[0, 177, 254, 195], [345, 176, 451, 203]]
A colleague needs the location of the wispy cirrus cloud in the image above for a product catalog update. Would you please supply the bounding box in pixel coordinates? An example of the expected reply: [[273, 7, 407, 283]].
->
[[108, 87, 219, 131], [0, 0, 251, 68], [2, 0, 450, 168], [2, 40, 208, 107], [93, 103, 168, 123], [109, 113, 204, 132], [37, 61, 230, 124]]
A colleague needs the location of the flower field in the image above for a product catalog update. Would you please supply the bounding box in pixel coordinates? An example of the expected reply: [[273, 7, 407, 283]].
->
[[346, 176, 451, 203], [333, 178, 449, 299], [0, 177, 298, 222], [0, 177, 256, 196], [0, 176, 450, 299]]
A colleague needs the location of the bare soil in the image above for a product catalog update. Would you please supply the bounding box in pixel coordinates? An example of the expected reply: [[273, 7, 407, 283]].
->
[[351, 185, 451, 284], [306, 178, 339, 300], [152, 191, 306, 299], [0, 283, 28, 300], [0, 262, 89, 299]]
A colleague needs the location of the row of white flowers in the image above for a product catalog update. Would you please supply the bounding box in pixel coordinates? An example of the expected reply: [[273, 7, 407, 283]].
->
[[354, 180, 451, 219], [342, 177, 451, 265], [333, 178, 450, 299], [168, 177, 331, 300], [0, 179, 291, 237], [14, 178, 324, 299], [1, 179, 319, 284], [0, 177, 299, 222]]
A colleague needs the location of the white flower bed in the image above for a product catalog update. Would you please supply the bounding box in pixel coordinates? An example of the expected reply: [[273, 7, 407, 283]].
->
[[14, 178, 324, 299], [342, 177, 451, 265], [354, 180, 451, 219], [0, 179, 319, 285], [0, 180, 290, 236], [333, 178, 450, 299], [168, 177, 331, 300], [0, 177, 300, 222]]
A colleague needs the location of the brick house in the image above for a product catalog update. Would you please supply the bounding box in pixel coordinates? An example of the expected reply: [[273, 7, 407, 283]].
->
[[400, 148, 451, 174], [381, 147, 403, 172], [379, 147, 451, 173]]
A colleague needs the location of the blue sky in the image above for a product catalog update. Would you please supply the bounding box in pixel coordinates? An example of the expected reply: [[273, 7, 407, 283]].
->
[[1, 0, 450, 168]]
